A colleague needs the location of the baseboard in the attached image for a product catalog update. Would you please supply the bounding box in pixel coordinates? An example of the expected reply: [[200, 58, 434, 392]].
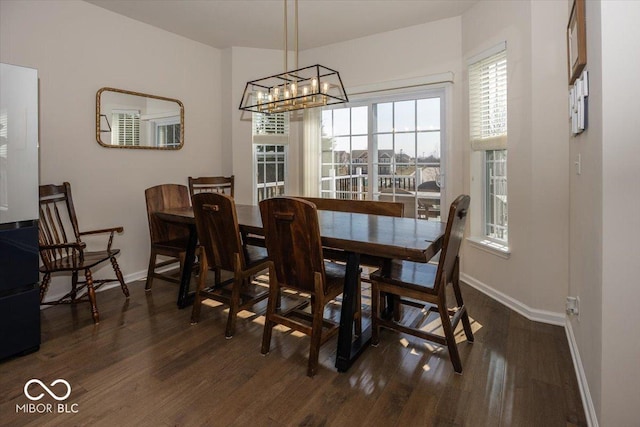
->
[[565, 320, 599, 427], [459, 273, 565, 326], [460, 272, 597, 426]]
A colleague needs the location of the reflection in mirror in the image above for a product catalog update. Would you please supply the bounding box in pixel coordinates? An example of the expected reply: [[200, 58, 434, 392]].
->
[[96, 87, 184, 150]]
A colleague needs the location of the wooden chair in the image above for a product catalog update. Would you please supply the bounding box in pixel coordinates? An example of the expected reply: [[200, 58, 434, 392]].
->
[[259, 197, 361, 377], [188, 176, 234, 199], [190, 192, 270, 338], [144, 184, 192, 291], [299, 196, 404, 334], [38, 182, 129, 324], [299, 197, 404, 217], [370, 195, 474, 374]]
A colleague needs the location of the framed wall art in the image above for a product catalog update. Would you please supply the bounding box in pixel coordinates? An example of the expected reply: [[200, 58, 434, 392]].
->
[[567, 0, 587, 85]]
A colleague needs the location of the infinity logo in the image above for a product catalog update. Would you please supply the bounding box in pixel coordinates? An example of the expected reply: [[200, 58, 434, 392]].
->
[[24, 379, 72, 401]]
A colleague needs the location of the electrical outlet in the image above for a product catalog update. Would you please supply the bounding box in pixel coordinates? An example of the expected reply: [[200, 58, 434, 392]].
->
[[566, 296, 580, 318], [575, 154, 582, 175]]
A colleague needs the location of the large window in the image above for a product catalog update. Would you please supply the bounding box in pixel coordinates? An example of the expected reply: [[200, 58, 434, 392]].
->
[[253, 113, 289, 202], [469, 44, 508, 243], [320, 91, 444, 220]]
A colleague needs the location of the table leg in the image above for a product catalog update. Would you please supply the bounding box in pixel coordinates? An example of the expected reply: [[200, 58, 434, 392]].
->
[[336, 251, 372, 372], [177, 223, 198, 309]]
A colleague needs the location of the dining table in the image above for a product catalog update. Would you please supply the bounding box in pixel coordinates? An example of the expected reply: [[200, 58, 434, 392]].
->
[[155, 203, 446, 373]]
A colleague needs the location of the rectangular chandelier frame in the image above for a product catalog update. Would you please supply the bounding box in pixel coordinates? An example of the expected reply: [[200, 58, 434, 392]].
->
[[239, 64, 348, 114]]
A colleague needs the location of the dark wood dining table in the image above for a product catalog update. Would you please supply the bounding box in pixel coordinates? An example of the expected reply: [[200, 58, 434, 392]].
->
[[155, 204, 446, 372]]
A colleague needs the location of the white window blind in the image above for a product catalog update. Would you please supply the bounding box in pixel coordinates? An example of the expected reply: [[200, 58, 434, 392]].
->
[[252, 112, 289, 135], [111, 110, 140, 146], [469, 48, 507, 151]]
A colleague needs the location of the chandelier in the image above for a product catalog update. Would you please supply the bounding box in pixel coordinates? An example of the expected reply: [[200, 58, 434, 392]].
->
[[239, 0, 348, 114]]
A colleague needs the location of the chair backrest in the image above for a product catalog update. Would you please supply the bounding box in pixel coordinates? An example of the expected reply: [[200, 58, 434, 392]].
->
[[299, 197, 404, 217], [144, 184, 191, 245], [39, 182, 81, 268], [434, 195, 471, 292], [259, 197, 326, 294], [192, 192, 246, 272], [188, 176, 234, 198]]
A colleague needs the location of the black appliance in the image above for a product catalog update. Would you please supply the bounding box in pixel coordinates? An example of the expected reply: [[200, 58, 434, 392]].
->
[[0, 62, 41, 360]]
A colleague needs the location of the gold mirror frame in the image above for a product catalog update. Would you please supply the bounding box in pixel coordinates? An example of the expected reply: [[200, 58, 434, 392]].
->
[[96, 87, 184, 150]]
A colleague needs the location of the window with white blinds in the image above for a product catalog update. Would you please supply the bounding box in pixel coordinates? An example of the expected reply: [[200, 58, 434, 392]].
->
[[252, 112, 289, 135], [252, 112, 289, 202], [469, 47, 507, 151], [468, 43, 509, 246], [111, 110, 140, 146]]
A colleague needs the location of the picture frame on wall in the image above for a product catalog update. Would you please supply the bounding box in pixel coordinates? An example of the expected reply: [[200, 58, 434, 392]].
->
[[567, 0, 587, 85]]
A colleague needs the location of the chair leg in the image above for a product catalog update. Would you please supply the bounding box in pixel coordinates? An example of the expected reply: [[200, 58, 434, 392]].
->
[[145, 249, 157, 291], [451, 258, 474, 342], [225, 277, 242, 339], [71, 271, 78, 301], [261, 266, 279, 355], [111, 256, 130, 298], [438, 291, 462, 374], [190, 259, 208, 325], [307, 295, 324, 377], [85, 269, 99, 324], [40, 273, 51, 303]]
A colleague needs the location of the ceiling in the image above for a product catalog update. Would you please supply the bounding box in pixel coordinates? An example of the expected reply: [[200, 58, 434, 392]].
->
[[84, 0, 478, 50]]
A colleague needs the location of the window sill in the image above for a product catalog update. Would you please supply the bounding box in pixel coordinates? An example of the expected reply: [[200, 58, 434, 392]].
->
[[466, 236, 511, 259]]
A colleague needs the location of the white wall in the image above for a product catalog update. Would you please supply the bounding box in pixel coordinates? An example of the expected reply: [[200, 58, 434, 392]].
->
[[568, 0, 604, 422], [0, 0, 222, 298], [599, 1, 640, 424], [460, 1, 569, 320]]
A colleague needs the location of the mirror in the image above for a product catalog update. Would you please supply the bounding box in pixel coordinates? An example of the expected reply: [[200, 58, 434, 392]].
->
[[96, 87, 184, 150]]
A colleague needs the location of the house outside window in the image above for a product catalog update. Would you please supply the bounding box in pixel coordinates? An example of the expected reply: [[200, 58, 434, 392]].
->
[[319, 90, 444, 220], [253, 112, 289, 202], [468, 43, 508, 246]]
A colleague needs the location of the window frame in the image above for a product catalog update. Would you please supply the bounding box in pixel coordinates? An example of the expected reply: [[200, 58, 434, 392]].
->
[[467, 42, 510, 255], [153, 116, 181, 148], [252, 112, 290, 203], [319, 88, 447, 219]]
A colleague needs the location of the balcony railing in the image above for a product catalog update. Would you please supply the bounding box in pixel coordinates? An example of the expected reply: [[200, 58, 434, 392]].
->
[[257, 181, 285, 202], [319, 170, 441, 219]]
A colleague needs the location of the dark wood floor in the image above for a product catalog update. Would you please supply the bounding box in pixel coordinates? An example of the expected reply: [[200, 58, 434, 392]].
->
[[0, 276, 586, 427]]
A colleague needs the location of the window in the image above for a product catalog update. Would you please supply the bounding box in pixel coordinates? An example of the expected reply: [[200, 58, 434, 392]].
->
[[111, 110, 140, 146], [253, 113, 289, 202], [468, 44, 508, 244], [154, 117, 181, 148], [319, 91, 444, 220]]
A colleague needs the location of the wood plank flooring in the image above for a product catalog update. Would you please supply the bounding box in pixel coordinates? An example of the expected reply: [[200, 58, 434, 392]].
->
[[0, 277, 586, 426]]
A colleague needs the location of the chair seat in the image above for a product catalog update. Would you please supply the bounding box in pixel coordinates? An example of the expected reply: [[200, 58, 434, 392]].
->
[[245, 244, 268, 267], [370, 260, 437, 295], [39, 249, 121, 273]]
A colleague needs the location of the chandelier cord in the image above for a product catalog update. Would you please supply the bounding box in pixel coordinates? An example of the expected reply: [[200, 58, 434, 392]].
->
[[295, 0, 298, 70], [283, 0, 288, 73]]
